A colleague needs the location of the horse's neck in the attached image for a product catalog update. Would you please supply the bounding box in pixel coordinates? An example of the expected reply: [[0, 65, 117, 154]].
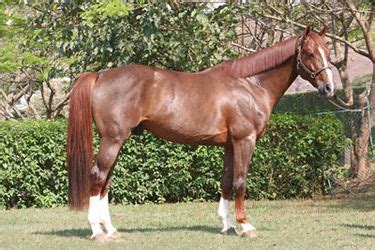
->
[[252, 57, 297, 110]]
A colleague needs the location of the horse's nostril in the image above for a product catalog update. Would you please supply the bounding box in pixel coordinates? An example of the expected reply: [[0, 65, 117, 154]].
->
[[325, 85, 331, 92]]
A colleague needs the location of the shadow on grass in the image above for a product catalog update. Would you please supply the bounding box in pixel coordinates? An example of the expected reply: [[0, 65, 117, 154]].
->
[[33, 225, 221, 239], [341, 224, 375, 231], [34, 225, 272, 239], [354, 233, 375, 239], [118, 225, 219, 234], [33, 228, 91, 239], [340, 224, 375, 239], [322, 193, 375, 212]]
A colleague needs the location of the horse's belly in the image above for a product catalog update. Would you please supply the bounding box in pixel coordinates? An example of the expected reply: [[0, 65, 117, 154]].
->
[[142, 121, 228, 146]]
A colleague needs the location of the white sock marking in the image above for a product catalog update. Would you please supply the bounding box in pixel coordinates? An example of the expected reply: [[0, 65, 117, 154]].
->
[[218, 197, 235, 231], [88, 193, 117, 237], [100, 193, 117, 236], [88, 194, 104, 237]]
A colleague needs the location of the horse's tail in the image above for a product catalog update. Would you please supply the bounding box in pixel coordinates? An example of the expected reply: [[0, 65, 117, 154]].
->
[[66, 72, 98, 210]]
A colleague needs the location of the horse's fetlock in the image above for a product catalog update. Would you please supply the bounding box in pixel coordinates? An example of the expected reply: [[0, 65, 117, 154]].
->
[[235, 214, 248, 224]]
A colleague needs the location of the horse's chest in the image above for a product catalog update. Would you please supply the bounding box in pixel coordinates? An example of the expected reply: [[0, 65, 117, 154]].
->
[[228, 96, 270, 140]]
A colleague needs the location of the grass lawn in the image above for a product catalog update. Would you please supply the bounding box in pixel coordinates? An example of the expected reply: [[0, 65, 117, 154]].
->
[[0, 193, 374, 250]]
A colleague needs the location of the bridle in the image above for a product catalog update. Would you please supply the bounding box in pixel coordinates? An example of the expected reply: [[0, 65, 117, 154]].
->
[[295, 36, 364, 112], [296, 37, 332, 79]]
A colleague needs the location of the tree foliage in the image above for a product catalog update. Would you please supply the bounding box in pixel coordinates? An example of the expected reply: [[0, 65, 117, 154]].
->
[[28, 2, 239, 80]]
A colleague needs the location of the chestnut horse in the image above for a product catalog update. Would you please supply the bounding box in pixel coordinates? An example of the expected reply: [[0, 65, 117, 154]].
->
[[67, 26, 334, 240]]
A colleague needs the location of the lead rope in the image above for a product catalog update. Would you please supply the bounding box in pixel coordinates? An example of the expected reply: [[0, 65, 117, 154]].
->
[[326, 95, 369, 113]]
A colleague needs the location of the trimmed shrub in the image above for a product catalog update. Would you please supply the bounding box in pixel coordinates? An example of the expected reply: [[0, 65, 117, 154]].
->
[[274, 89, 366, 115], [274, 91, 333, 114], [0, 121, 67, 208], [0, 114, 347, 209]]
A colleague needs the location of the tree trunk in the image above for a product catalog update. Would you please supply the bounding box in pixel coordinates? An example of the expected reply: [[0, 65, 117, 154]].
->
[[337, 55, 373, 187], [371, 63, 375, 126], [339, 61, 353, 105], [350, 94, 369, 178]]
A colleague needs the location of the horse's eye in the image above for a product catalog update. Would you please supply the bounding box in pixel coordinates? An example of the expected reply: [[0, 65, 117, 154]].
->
[[308, 53, 314, 58]]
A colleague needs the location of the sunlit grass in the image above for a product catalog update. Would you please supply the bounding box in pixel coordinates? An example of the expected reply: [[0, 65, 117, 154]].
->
[[1, 193, 374, 250]]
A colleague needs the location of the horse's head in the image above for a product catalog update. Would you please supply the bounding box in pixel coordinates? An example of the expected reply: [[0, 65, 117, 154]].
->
[[297, 25, 334, 97]]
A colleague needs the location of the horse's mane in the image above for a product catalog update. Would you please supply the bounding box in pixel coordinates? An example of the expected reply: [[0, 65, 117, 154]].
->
[[214, 36, 300, 78]]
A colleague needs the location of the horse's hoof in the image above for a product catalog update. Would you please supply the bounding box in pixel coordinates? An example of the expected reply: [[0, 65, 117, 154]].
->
[[108, 231, 121, 239], [221, 227, 238, 236], [91, 232, 109, 241], [241, 229, 258, 238]]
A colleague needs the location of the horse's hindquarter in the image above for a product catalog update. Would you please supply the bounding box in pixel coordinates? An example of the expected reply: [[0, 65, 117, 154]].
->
[[92, 65, 153, 138]]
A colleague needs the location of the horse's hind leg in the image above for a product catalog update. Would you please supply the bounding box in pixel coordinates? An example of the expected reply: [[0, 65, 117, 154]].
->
[[88, 135, 127, 240], [218, 144, 236, 235]]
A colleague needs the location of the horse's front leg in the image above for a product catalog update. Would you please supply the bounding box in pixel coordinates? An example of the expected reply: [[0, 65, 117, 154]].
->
[[218, 143, 236, 235], [88, 137, 123, 240], [232, 134, 258, 238]]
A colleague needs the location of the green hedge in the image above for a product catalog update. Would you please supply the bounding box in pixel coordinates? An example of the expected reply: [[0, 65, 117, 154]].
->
[[273, 89, 366, 115], [274, 91, 334, 114], [273, 91, 366, 139], [0, 114, 347, 209]]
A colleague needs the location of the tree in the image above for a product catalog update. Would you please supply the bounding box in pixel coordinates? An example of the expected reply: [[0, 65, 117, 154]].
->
[[1, 1, 239, 119], [0, 2, 44, 119], [0, 1, 75, 119]]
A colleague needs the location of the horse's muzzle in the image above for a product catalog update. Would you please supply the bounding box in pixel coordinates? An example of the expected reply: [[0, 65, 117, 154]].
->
[[319, 83, 334, 97]]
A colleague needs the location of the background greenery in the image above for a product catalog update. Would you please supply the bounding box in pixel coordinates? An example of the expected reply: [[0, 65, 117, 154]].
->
[[7, 2, 239, 83], [0, 114, 347, 209]]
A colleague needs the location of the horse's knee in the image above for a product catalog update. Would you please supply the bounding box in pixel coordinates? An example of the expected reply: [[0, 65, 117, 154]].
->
[[233, 176, 247, 193]]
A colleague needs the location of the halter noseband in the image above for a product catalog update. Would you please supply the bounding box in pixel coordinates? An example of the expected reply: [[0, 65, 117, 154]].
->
[[296, 39, 332, 79]]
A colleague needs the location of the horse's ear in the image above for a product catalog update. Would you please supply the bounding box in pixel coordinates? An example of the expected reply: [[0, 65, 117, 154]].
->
[[303, 25, 312, 39], [319, 25, 328, 36]]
